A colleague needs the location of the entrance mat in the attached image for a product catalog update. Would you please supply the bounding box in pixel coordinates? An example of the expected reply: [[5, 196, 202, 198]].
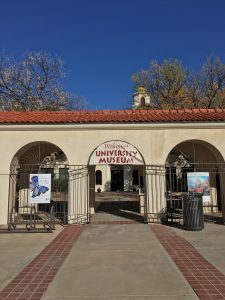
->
[[0, 225, 84, 300], [151, 224, 225, 300]]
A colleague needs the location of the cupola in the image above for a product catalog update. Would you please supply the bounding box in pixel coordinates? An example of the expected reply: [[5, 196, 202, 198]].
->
[[133, 87, 151, 109]]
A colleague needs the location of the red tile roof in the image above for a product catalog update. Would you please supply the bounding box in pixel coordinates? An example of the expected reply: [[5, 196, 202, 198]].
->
[[0, 109, 225, 124]]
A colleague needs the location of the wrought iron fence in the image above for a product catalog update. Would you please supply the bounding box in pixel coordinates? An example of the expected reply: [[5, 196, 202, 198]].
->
[[5, 162, 225, 230], [8, 164, 89, 229], [165, 162, 225, 223]]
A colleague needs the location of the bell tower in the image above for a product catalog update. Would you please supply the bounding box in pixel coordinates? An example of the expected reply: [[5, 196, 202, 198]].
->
[[133, 87, 151, 109]]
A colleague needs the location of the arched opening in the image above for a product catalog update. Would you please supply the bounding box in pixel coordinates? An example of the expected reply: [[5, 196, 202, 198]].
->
[[140, 97, 146, 106], [88, 140, 145, 222], [95, 170, 102, 185], [9, 141, 69, 226], [166, 139, 224, 222]]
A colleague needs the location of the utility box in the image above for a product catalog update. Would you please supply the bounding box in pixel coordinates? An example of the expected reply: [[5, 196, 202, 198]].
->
[[182, 193, 204, 231]]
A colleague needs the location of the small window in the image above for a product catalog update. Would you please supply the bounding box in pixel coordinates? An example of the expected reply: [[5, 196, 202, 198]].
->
[[140, 97, 146, 106], [133, 170, 139, 185], [96, 170, 102, 185]]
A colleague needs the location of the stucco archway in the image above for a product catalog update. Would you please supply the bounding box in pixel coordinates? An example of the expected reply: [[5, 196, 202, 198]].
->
[[9, 141, 69, 225], [165, 139, 225, 219], [166, 139, 224, 165], [11, 141, 69, 166], [88, 140, 145, 222]]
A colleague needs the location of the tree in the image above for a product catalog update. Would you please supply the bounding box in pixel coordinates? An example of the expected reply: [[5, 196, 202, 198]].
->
[[132, 56, 225, 109], [132, 59, 187, 109], [186, 56, 225, 109], [0, 51, 86, 111], [199, 56, 225, 108]]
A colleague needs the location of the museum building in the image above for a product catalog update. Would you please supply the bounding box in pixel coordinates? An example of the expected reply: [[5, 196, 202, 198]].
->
[[0, 91, 225, 227]]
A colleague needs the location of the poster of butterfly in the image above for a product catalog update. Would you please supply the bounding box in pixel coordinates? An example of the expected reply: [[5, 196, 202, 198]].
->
[[29, 174, 51, 203]]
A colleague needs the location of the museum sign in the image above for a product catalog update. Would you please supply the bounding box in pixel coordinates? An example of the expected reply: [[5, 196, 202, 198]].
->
[[89, 140, 144, 165]]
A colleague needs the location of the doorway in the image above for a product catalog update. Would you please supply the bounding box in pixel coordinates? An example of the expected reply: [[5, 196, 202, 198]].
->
[[91, 164, 145, 223], [111, 169, 124, 191], [88, 140, 145, 223]]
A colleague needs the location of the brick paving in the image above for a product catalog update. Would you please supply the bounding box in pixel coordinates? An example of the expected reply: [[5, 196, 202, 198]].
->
[[151, 224, 225, 300], [2, 222, 225, 300], [0, 225, 84, 300]]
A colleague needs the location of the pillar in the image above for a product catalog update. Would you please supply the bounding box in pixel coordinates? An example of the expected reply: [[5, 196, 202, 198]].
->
[[0, 172, 10, 225], [145, 165, 167, 223], [219, 172, 225, 223]]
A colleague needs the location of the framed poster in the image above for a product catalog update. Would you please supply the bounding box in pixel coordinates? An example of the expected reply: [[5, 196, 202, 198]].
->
[[187, 172, 210, 203], [29, 174, 51, 203]]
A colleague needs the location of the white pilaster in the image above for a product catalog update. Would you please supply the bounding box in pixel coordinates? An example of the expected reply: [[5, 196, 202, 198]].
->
[[145, 166, 167, 223]]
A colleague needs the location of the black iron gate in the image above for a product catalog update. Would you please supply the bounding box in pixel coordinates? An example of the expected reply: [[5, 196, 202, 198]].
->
[[141, 163, 224, 224], [6, 162, 225, 231], [8, 163, 69, 231], [166, 162, 225, 223], [67, 165, 89, 224], [8, 164, 89, 231]]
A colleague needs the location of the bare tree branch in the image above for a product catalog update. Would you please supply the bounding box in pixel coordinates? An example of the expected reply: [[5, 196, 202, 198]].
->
[[0, 51, 86, 111]]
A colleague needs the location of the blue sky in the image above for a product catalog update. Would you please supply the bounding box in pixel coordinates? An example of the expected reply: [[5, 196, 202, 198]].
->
[[1, 0, 225, 110]]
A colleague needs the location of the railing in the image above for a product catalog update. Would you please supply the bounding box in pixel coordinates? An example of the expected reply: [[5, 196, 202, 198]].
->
[[166, 192, 223, 224], [7, 205, 56, 232], [203, 205, 223, 223], [167, 192, 183, 223]]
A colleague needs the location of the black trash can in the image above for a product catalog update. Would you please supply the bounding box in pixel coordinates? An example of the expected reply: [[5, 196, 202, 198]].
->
[[182, 193, 204, 231]]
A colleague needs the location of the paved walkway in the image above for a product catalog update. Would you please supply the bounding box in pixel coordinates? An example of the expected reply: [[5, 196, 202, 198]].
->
[[151, 224, 225, 299], [0, 227, 63, 291], [0, 218, 225, 300], [92, 193, 144, 223], [173, 223, 225, 276], [42, 223, 197, 300], [0, 226, 84, 300]]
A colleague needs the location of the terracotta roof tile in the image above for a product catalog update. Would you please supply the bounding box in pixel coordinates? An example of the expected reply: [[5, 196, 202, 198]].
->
[[0, 109, 225, 124]]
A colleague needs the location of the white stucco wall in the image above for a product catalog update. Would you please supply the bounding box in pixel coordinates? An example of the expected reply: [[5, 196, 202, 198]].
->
[[0, 122, 225, 224]]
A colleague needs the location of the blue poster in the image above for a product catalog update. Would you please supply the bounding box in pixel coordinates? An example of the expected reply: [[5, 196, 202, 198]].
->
[[29, 174, 51, 203]]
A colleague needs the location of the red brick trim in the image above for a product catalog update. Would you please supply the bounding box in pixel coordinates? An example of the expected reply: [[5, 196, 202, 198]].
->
[[151, 224, 225, 300], [0, 225, 84, 300]]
